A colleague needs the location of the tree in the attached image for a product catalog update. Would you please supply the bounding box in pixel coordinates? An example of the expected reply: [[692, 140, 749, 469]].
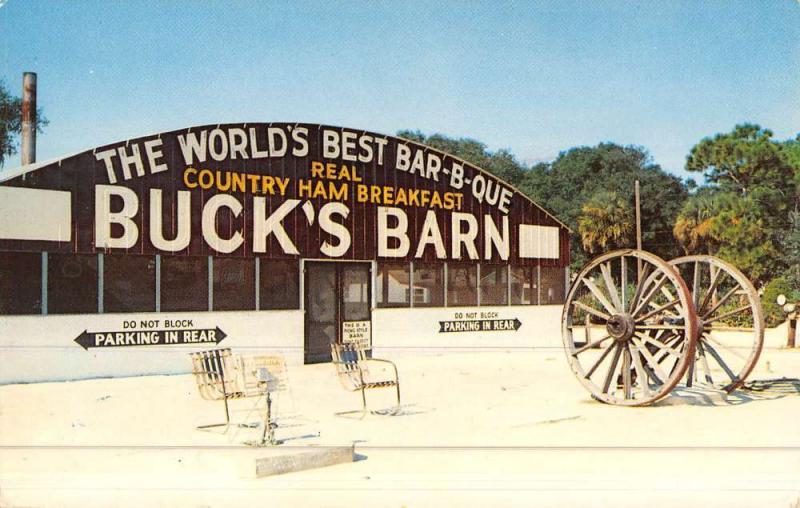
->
[[673, 191, 718, 255], [682, 124, 798, 285], [686, 124, 794, 195], [518, 143, 687, 268], [578, 191, 634, 254], [396, 130, 526, 187], [0, 79, 47, 167]]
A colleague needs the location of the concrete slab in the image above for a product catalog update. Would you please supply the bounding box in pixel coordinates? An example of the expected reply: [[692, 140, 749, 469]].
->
[[255, 445, 355, 477]]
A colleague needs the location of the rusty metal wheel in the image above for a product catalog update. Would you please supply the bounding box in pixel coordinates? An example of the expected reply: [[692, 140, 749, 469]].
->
[[562, 249, 698, 406], [669, 255, 764, 392]]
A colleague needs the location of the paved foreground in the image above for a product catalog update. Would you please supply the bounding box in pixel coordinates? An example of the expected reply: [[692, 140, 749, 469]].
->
[[2, 326, 800, 507]]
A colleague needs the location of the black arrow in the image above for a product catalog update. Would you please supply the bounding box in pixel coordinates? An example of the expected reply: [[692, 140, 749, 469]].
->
[[74, 328, 228, 350], [74, 330, 91, 350], [513, 318, 522, 331]]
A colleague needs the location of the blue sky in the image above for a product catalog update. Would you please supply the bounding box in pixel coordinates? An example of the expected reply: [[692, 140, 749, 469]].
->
[[1, 1, 798, 182]]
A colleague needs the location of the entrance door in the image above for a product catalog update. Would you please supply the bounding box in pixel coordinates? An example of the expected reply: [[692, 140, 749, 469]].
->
[[304, 262, 371, 364]]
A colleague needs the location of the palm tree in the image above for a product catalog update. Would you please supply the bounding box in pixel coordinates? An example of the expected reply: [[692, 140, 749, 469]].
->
[[673, 194, 718, 255], [578, 191, 634, 254]]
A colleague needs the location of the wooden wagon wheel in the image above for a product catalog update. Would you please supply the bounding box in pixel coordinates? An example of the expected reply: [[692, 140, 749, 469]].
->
[[562, 249, 698, 406], [669, 255, 764, 392]]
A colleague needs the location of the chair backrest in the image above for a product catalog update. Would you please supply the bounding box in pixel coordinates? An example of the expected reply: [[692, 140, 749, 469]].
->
[[331, 342, 368, 390], [189, 348, 239, 401], [238, 354, 288, 396]]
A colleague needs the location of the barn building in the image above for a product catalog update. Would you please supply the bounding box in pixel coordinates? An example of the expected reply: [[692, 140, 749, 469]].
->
[[0, 123, 569, 383]]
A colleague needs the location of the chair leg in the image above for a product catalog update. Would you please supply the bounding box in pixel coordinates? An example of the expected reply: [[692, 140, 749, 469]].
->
[[196, 397, 232, 431], [261, 392, 276, 445], [360, 386, 368, 419]]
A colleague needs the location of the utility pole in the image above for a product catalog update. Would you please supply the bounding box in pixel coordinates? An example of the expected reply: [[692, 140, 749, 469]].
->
[[21, 72, 37, 166]]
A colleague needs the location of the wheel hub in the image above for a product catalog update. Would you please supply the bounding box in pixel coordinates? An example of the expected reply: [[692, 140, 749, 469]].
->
[[607, 314, 635, 341]]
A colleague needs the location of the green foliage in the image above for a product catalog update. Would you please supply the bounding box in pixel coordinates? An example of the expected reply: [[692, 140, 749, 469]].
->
[[679, 124, 799, 286], [762, 277, 797, 328], [0, 79, 48, 167], [396, 130, 526, 187], [686, 123, 795, 200], [519, 143, 687, 269], [673, 190, 718, 255], [578, 191, 633, 254]]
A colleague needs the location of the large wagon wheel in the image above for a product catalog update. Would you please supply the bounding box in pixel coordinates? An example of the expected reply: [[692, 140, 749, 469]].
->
[[669, 255, 764, 392], [562, 249, 698, 406]]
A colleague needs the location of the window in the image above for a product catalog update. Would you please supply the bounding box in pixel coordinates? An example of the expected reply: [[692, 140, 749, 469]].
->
[[480, 264, 508, 305], [0, 251, 41, 315], [48, 253, 98, 314], [511, 266, 537, 305], [213, 257, 255, 311], [104, 255, 156, 313], [259, 259, 299, 310], [413, 263, 444, 307], [161, 256, 208, 312], [447, 264, 477, 306], [540, 266, 566, 305], [376, 262, 410, 308]]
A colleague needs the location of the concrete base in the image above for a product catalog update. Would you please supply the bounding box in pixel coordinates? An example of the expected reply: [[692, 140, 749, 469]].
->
[[256, 445, 355, 477]]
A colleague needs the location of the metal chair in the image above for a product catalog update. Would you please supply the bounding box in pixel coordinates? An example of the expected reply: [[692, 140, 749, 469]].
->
[[330, 342, 401, 418], [189, 348, 286, 445]]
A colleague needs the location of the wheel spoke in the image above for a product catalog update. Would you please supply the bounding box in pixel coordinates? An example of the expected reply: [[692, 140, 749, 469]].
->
[[696, 340, 714, 385], [703, 305, 751, 326], [627, 263, 653, 313], [698, 265, 725, 315], [622, 347, 632, 399], [636, 298, 681, 323], [602, 344, 623, 394], [573, 300, 612, 322], [630, 335, 668, 381], [701, 286, 738, 320], [632, 274, 669, 317], [585, 342, 616, 378], [621, 257, 627, 311], [600, 262, 624, 312], [702, 340, 739, 383], [705, 334, 748, 361], [636, 324, 686, 331], [573, 335, 613, 355], [635, 332, 682, 358], [582, 277, 618, 315], [629, 343, 651, 397], [692, 261, 701, 308]]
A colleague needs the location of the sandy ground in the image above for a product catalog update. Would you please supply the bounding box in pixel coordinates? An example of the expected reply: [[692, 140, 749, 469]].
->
[[1, 325, 800, 507]]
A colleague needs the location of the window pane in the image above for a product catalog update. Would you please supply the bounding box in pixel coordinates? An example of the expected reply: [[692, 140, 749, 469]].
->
[[104, 255, 156, 313], [0, 251, 41, 315], [376, 262, 410, 308], [342, 265, 370, 321], [511, 266, 536, 305], [213, 257, 255, 311], [540, 266, 566, 305], [447, 264, 477, 307], [161, 256, 208, 312], [413, 263, 444, 307], [260, 259, 299, 310], [480, 264, 508, 305], [48, 253, 98, 314]]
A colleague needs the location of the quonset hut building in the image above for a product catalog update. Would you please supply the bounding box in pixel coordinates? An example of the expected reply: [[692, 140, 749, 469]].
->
[[0, 123, 569, 383]]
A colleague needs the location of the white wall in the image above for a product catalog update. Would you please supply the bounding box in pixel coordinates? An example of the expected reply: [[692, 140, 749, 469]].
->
[[0, 304, 565, 384], [371, 305, 564, 356], [0, 310, 304, 384]]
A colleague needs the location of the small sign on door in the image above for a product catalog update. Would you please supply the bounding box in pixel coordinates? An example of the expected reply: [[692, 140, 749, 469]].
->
[[342, 320, 371, 349]]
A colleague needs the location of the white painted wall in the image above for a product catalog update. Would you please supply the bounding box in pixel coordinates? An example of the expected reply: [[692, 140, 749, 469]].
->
[[0, 310, 304, 384], [0, 305, 565, 384], [371, 305, 564, 356]]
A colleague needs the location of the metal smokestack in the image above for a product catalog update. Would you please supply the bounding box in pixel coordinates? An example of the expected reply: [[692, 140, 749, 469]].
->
[[21, 72, 37, 165]]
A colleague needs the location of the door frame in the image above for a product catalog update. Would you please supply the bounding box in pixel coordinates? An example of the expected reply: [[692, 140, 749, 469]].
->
[[303, 259, 373, 363]]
